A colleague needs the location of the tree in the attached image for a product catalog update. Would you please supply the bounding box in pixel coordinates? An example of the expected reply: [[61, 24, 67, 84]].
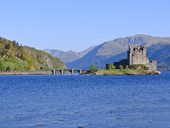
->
[[5, 43, 11, 49], [0, 60, 5, 71], [6, 66, 10, 72], [106, 64, 115, 70], [118, 65, 123, 69], [108, 64, 115, 70], [90, 64, 96, 73]]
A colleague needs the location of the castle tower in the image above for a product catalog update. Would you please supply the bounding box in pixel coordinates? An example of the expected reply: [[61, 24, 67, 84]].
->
[[128, 45, 149, 65]]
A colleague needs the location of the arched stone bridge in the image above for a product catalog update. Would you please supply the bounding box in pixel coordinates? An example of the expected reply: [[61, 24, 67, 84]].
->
[[52, 69, 90, 75]]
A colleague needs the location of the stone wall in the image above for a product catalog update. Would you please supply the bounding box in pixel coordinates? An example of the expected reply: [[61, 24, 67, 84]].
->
[[148, 60, 157, 71]]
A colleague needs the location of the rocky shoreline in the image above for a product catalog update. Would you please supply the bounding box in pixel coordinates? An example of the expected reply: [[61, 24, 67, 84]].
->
[[90, 70, 161, 75]]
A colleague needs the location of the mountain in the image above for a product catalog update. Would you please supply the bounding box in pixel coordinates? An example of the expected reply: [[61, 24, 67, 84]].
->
[[44, 46, 95, 63], [67, 34, 170, 71], [0, 37, 65, 71]]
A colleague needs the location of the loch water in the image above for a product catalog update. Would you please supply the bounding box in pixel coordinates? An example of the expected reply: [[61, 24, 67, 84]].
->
[[0, 72, 170, 128]]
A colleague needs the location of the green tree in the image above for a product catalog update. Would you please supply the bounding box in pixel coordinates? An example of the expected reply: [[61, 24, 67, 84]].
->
[[90, 64, 96, 73], [118, 65, 123, 69], [6, 66, 10, 72], [0, 59, 5, 71], [107, 64, 115, 70]]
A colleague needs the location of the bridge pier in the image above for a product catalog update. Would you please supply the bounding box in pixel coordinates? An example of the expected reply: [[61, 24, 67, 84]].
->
[[79, 69, 82, 74], [52, 69, 56, 75], [60, 69, 64, 75], [71, 69, 74, 75]]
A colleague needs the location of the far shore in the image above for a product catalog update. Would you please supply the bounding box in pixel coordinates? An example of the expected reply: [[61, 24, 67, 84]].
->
[[0, 70, 52, 75]]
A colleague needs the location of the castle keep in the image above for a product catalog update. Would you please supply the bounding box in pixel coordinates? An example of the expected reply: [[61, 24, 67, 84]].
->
[[128, 46, 149, 65], [128, 45, 157, 71], [112, 45, 157, 71]]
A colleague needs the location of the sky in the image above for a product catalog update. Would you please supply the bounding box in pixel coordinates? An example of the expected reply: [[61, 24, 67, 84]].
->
[[0, 0, 170, 51]]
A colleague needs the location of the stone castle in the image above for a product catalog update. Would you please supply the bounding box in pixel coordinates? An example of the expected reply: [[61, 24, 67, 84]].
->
[[112, 45, 157, 71]]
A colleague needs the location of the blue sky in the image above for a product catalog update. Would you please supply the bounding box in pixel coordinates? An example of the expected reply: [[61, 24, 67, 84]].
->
[[0, 0, 170, 51]]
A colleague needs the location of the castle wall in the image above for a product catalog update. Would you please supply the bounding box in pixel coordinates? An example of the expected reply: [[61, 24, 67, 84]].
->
[[148, 61, 157, 71]]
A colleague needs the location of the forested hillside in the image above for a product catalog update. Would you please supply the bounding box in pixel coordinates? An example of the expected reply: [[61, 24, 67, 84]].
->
[[0, 37, 65, 71]]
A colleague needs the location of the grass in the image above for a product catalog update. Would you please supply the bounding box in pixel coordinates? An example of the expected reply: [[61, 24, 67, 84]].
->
[[95, 69, 149, 75]]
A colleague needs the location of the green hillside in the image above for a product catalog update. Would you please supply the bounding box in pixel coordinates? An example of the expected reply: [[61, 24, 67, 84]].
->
[[0, 37, 65, 71]]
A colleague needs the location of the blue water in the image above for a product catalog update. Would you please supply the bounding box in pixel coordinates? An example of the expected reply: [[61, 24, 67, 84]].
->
[[0, 72, 170, 128]]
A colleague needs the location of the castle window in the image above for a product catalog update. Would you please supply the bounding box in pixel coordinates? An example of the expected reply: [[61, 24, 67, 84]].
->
[[139, 48, 143, 52]]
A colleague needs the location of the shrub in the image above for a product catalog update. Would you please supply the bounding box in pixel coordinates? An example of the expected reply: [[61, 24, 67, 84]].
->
[[106, 64, 115, 70], [90, 64, 96, 73], [118, 65, 123, 69], [129, 64, 149, 70]]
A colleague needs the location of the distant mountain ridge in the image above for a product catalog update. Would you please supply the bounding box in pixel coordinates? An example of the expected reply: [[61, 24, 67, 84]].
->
[[66, 34, 170, 71], [45, 46, 95, 63]]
